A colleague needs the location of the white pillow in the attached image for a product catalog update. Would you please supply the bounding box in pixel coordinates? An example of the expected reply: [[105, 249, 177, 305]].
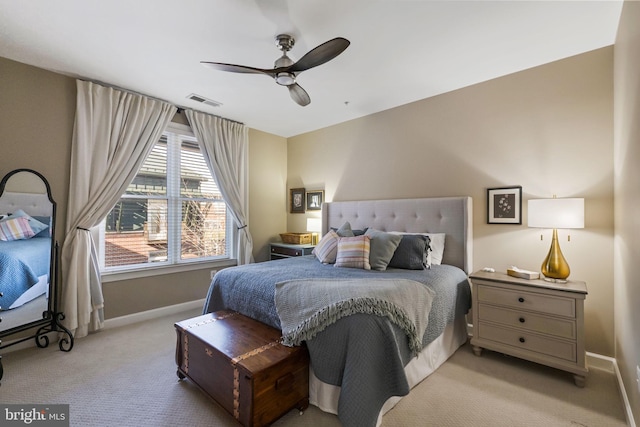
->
[[390, 232, 446, 266]]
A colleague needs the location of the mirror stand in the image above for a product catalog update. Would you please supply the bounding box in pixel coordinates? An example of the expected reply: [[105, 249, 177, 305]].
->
[[0, 243, 74, 383], [0, 169, 74, 384]]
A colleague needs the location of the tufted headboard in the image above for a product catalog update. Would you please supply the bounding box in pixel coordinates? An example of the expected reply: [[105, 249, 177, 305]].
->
[[321, 197, 473, 274], [0, 191, 54, 217]]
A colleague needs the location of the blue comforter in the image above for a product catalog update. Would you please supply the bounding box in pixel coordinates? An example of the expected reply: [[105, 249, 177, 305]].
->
[[203, 256, 471, 427], [0, 237, 50, 310]]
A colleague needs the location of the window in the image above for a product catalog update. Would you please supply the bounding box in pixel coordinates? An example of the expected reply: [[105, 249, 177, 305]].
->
[[98, 123, 231, 272]]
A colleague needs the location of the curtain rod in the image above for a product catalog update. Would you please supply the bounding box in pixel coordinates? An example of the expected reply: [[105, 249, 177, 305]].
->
[[174, 107, 244, 126], [78, 78, 244, 126]]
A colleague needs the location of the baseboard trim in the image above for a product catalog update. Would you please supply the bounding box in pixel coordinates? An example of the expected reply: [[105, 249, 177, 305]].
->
[[587, 352, 638, 427], [103, 299, 205, 330]]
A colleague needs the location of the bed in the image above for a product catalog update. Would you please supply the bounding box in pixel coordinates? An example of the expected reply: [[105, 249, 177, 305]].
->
[[0, 191, 53, 311], [203, 196, 473, 427]]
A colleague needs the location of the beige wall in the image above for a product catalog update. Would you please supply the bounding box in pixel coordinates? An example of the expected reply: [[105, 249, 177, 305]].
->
[[248, 128, 288, 262], [614, 1, 640, 421], [0, 57, 287, 320], [288, 48, 615, 357], [0, 57, 74, 245]]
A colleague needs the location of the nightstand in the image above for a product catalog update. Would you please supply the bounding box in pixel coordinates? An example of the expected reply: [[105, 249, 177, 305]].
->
[[270, 242, 315, 260], [469, 270, 588, 387]]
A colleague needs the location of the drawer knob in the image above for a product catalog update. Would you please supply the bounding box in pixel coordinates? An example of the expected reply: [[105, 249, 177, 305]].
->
[[518, 297, 525, 303], [519, 337, 526, 343], [519, 317, 525, 323]]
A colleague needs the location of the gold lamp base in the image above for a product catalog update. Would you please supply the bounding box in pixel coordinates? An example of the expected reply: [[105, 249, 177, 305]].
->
[[541, 229, 570, 283]]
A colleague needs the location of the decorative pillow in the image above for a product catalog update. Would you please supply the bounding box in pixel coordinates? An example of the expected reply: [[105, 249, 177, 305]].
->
[[334, 235, 371, 269], [388, 234, 430, 270], [364, 228, 402, 271], [0, 216, 35, 241], [312, 230, 340, 264], [390, 232, 445, 267], [10, 209, 49, 236], [331, 222, 368, 237]]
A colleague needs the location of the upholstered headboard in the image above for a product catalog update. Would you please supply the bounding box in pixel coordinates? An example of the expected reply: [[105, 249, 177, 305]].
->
[[321, 197, 473, 274], [0, 191, 53, 217]]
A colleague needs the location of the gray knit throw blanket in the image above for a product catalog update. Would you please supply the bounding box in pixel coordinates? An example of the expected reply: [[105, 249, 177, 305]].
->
[[275, 277, 435, 356]]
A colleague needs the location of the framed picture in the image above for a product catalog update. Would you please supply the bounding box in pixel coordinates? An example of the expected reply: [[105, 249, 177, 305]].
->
[[487, 186, 522, 224], [306, 190, 324, 211], [290, 188, 306, 213]]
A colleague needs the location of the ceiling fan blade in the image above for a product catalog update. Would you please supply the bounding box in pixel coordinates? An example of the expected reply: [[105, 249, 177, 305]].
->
[[288, 83, 311, 106], [200, 61, 276, 77], [289, 37, 350, 73]]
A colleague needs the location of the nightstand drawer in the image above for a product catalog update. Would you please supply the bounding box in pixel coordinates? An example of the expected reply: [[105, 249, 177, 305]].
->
[[477, 323, 577, 362], [477, 285, 575, 318], [272, 246, 305, 257], [478, 304, 576, 339]]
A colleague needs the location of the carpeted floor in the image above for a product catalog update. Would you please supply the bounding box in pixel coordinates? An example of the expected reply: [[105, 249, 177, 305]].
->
[[0, 308, 629, 427]]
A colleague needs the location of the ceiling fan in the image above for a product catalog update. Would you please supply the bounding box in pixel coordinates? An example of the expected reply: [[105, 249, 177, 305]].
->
[[201, 34, 350, 107]]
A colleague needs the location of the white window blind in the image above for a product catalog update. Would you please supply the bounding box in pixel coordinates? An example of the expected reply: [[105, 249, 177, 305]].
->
[[99, 124, 230, 271]]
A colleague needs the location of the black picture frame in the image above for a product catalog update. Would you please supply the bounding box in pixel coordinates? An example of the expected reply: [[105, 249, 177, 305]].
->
[[290, 188, 306, 213], [487, 186, 522, 224], [306, 190, 324, 211]]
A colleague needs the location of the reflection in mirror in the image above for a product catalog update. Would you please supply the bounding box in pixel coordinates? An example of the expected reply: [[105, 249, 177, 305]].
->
[[0, 169, 73, 382], [0, 170, 53, 331]]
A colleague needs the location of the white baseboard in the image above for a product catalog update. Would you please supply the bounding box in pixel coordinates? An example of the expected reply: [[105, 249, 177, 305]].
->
[[103, 299, 205, 330], [587, 352, 638, 427]]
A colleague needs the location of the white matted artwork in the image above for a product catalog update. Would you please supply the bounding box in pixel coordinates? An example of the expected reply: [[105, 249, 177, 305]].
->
[[487, 186, 522, 224]]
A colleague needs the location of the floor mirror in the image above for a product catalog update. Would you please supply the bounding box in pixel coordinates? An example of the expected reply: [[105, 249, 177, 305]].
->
[[0, 168, 73, 382]]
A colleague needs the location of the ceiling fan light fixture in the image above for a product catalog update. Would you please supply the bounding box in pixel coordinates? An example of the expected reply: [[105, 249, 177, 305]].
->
[[275, 72, 296, 86]]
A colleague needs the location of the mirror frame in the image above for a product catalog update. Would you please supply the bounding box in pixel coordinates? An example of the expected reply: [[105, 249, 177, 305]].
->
[[0, 168, 57, 337]]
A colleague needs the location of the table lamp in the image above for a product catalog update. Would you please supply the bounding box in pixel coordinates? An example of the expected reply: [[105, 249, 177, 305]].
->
[[306, 217, 322, 245], [528, 197, 584, 282]]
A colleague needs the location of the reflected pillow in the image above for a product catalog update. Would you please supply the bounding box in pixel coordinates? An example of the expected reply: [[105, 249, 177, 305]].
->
[[0, 216, 35, 241], [11, 209, 49, 236], [312, 230, 340, 264], [364, 228, 402, 271], [33, 216, 52, 238], [334, 235, 371, 270]]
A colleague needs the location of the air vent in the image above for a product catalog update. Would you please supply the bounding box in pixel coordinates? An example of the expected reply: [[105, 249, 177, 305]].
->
[[186, 93, 223, 108]]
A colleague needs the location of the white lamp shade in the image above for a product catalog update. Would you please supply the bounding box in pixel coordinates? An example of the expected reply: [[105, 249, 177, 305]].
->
[[528, 198, 584, 229], [306, 217, 322, 233]]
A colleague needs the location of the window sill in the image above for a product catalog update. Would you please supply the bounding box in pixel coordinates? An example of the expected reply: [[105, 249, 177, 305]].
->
[[101, 259, 237, 283]]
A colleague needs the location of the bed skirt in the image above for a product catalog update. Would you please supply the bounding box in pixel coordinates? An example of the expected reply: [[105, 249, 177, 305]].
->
[[308, 313, 469, 426]]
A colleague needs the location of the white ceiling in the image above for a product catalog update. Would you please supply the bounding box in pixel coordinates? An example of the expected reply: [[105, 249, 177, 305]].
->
[[0, 1, 623, 138]]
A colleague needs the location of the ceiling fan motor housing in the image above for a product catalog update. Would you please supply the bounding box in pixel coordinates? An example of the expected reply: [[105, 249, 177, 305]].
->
[[274, 35, 296, 85]]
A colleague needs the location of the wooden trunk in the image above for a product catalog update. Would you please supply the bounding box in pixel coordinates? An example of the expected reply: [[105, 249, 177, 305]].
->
[[175, 310, 309, 427]]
